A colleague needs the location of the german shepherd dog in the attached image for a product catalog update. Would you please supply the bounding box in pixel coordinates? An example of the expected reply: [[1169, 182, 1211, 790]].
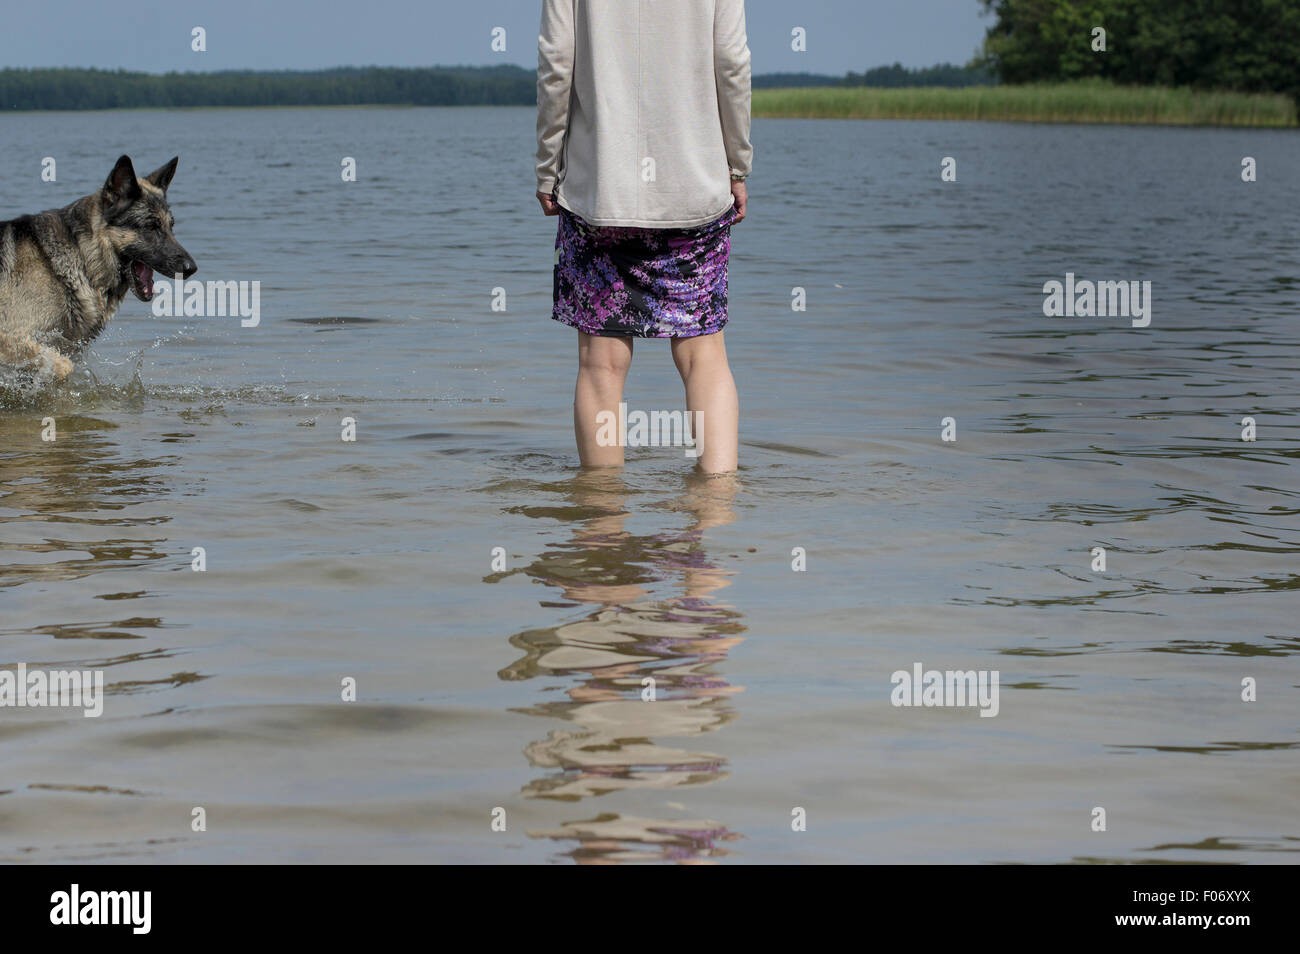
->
[[0, 155, 197, 382]]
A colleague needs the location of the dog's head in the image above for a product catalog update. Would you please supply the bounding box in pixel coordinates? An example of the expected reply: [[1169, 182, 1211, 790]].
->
[[101, 155, 197, 303]]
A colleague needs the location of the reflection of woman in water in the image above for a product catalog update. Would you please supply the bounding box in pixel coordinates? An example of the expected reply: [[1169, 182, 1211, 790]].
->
[[535, 0, 753, 474], [488, 471, 745, 862]]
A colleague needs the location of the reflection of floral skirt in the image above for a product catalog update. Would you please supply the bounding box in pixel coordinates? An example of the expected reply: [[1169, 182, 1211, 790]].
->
[[552, 204, 739, 338]]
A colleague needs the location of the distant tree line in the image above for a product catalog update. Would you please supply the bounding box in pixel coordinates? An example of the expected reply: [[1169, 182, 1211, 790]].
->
[[0, 66, 536, 111], [6, 0, 1297, 113], [842, 62, 995, 87], [979, 0, 1300, 105], [0, 63, 998, 111], [754, 63, 994, 89]]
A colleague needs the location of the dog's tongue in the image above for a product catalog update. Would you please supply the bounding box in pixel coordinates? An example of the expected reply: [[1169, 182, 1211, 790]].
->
[[133, 262, 154, 298]]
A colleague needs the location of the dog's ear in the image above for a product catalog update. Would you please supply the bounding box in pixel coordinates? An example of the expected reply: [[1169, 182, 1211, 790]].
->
[[144, 157, 179, 193], [103, 155, 141, 206]]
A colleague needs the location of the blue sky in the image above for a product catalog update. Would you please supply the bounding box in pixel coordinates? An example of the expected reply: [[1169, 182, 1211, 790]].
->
[[0, 1, 990, 74]]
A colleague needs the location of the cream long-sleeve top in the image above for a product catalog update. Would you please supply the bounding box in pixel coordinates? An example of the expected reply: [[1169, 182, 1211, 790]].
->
[[535, 0, 753, 229]]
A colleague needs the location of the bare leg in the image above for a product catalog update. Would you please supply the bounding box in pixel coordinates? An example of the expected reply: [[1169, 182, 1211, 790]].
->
[[671, 330, 739, 474], [574, 331, 634, 468]]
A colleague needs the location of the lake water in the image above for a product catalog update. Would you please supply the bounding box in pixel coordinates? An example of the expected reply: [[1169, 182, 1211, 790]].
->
[[1, 107, 1297, 863]]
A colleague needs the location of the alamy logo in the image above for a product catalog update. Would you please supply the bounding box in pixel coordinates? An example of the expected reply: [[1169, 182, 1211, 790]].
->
[[50, 884, 151, 934], [595, 402, 705, 458], [0, 663, 103, 717], [890, 662, 1000, 717], [151, 275, 261, 327], [1043, 272, 1151, 327]]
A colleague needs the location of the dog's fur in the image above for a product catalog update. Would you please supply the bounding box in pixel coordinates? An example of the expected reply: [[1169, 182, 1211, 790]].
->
[[0, 155, 196, 382]]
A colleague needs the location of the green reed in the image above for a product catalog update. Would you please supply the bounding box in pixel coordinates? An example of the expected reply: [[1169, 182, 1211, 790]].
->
[[753, 81, 1297, 127]]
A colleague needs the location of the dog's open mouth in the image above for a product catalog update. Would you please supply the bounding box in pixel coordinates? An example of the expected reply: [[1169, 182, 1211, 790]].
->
[[130, 261, 155, 302]]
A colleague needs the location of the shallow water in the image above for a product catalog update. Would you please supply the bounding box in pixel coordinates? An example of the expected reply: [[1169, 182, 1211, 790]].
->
[[1, 107, 1297, 863]]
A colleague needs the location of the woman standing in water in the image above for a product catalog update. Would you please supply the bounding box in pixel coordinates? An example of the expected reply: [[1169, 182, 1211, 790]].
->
[[535, 0, 753, 474]]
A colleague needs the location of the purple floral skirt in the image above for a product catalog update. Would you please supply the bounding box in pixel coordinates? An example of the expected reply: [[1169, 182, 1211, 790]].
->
[[552, 204, 739, 338]]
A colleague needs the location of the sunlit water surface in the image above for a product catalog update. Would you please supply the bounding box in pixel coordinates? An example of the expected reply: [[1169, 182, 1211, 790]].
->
[[1, 108, 1297, 863]]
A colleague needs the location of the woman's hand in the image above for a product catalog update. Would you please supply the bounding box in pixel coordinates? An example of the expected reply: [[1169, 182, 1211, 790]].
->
[[731, 180, 747, 222], [537, 191, 560, 216]]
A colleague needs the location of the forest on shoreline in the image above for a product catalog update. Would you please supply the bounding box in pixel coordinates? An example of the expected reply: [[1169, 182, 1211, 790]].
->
[[3, 1, 1295, 127], [0, 63, 992, 111]]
